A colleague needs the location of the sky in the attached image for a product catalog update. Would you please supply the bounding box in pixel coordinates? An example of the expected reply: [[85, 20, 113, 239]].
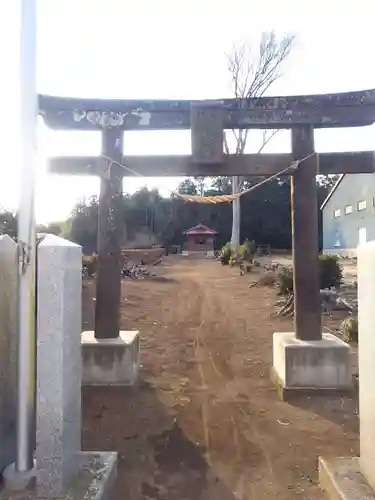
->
[[1, 0, 375, 223]]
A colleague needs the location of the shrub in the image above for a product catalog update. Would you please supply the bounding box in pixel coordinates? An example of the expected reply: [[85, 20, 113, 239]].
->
[[237, 241, 254, 262], [220, 240, 255, 266], [340, 316, 358, 343], [229, 254, 242, 266], [225, 240, 255, 267], [277, 266, 294, 294], [276, 254, 342, 294], [319, 253, 343, 290], [219, 243, 232, 265]]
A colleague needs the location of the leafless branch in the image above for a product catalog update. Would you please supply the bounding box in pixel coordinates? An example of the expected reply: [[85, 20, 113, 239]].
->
[[225, 32, 294, 198], [223, 132, 230, 155], [257, 129, 279, 154], [225, 31, 294, 168], [238, 130, 280, 189], [227, 31, 294, 101]]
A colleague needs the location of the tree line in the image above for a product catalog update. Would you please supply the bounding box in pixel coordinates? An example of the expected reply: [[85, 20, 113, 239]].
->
[[0, 174, 337, 254]]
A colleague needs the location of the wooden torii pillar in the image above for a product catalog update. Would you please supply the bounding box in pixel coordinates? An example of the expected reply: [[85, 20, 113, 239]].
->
[[39, 91, 375, 348], [93, 128, 123, 339]]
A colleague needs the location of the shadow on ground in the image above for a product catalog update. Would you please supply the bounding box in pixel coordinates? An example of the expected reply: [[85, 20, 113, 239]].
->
[[287, 390, 359, 435], [82, 381, 238, 500]]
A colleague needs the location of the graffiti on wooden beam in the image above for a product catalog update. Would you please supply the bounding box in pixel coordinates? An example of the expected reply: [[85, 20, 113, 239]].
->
[[38, 88, 375, 130], [72, 109, 152, 128]]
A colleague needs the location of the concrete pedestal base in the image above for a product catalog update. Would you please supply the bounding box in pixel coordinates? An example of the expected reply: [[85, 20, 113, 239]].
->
[[1, 452, 117, 500], [319, 457, 375, 499], [272, 332, 352, 399], [81, 331, 140, 386], [3, 461, 36, 491]]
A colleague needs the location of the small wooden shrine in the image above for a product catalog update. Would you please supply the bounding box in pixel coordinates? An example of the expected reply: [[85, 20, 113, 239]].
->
[[183, 223, 217, 255]]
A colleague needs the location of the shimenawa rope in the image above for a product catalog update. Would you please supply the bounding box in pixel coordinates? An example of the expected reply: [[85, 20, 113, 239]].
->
[[99, 152, 318, 204]]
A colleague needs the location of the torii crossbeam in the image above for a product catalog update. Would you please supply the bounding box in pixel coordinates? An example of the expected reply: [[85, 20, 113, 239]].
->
[[39, 90, 375, 342]]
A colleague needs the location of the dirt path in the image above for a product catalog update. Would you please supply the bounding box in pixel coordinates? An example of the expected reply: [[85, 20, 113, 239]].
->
[[82, 258, 358, 500]]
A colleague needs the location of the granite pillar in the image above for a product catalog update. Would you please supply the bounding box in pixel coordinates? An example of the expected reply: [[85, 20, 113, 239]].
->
[[35, 235, 117, 498], [319, 240, 375, 498], [0, 235, 17, 472]]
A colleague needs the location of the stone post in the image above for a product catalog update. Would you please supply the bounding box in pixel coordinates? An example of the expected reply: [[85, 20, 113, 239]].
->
[[319, 240, 375, 497], [358, 241, 375, 489], [34, 235, 118, 499], [0, 235, 17, 472], [36, 235, 83, 495]]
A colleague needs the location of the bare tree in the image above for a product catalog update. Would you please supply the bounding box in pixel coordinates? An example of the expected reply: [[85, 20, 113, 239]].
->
[[225, 31, 295, 247]]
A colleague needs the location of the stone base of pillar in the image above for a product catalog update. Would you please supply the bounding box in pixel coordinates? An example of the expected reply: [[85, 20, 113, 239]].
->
[[81, 331, 140, 386], [319, 457, 375, 500], [2, 461, 36, 491], [1, 452, 117, 500], [271, 332, 352, 400]]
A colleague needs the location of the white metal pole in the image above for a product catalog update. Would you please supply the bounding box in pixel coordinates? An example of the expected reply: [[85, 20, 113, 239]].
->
[[16, 0, 37, 472]]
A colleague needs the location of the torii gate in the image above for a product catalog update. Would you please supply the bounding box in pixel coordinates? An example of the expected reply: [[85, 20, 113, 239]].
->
[[38, 91, 375, 347]]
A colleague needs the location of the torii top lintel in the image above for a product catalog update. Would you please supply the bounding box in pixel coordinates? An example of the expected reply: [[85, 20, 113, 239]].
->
[[38, 88, 375, 131]]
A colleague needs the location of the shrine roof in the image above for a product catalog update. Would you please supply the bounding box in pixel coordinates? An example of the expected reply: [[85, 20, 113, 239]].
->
[[183, 224, 218, 236]]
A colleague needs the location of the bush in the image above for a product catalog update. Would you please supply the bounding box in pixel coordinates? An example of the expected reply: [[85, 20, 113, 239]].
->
[[220, 240, 255, 266], [219, 243, 232, 265], [340, 316, 358, 343], [319, 253, 343, 289], [237, 241, 255, 262], [276, 254, 342, 294], [223, 240, 255, 267], [277, 266, 294, 294]]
